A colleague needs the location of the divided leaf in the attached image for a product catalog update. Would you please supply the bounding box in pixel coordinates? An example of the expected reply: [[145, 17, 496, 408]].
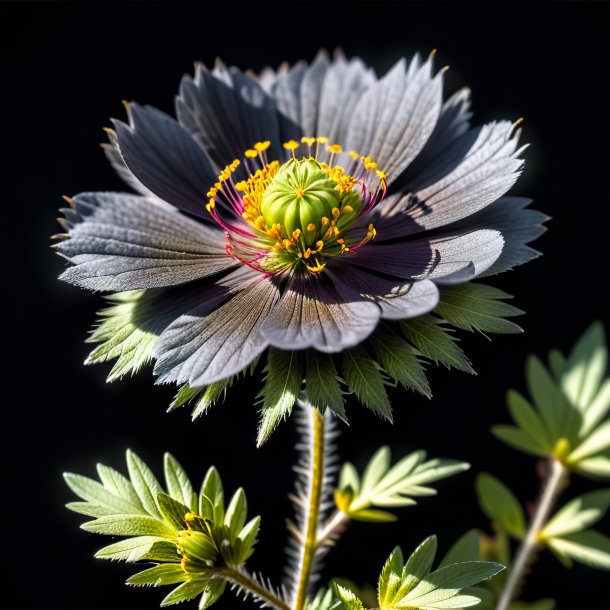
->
[[476, 473, 526, 538]]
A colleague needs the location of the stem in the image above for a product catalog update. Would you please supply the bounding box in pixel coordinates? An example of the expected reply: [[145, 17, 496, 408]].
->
[[316, 509, 349, 546], [495, 458, 567, 610], [293, 406, 325, 610], [216, 566, 290, 610]]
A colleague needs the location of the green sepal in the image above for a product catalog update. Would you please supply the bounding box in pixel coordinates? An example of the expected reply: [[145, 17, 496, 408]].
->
[[436, 283, 523, 334], [177, 529, 218, 563], [157, 493, 191, 532], [161, 579, 208, 606], [304, 350, 346, 419], [127, 563, 189, 587], [199, 578, 226, 609], [334, 583, 366, 610]]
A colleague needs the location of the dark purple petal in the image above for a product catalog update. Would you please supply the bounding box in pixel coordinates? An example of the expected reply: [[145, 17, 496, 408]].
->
[[176, 61, 290, 168], [260, 272, 381, 353], [57, 192, 234, 291], [114, 104, 217, 219], [345, 55, 443, 185], [153, 272, 280, 386]]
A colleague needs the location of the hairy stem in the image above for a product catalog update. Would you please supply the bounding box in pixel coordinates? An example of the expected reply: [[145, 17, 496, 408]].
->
[[495, 458, 567, 610], [216, 566, 290, 610], [316, 509, 349, 546], [293, 406, 325, 610]]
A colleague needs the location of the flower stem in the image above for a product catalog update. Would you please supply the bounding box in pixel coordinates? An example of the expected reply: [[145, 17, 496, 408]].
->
[[316, 509, 349, 546], [293, 406, 325, 610], [495, 458, 567, 610], [216, 566, 290, 610]]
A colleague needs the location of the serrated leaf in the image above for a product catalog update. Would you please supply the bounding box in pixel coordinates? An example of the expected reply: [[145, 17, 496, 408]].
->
[[341, 346, 392, 419], [169, 384, 204, 412], [401, 316, 473, 373], [378, 546, 404, 606], [191, 378, 233, 420], [164, 453, 195, 510], [368, 328, 431, 397], [161, 579, 208, 606], [562, 322, 607, 409], [127, 450, 164, 519], [142, 540, 183, 562], [439, 530, 480, 567], [476, 473, 526, 538], [257, 348, 303, 446], [546, 530, 610, 570], [127, 563, 189, 587], [199, 578, 226, 609], [436, 283, 523, 334], [491, 425, 549, 457], [158, 493, 190, 531], [334, 583, 366, 610], [65, 501, 114, 518], [81, 514, 175, 538], [541, 489, 610, 538], [96, 464, 143, 509], [305, 351, 346, 419], [94, 535, 167, 562]]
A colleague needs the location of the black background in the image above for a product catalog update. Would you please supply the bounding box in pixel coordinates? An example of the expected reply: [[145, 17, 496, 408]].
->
[[2, 1, 610, 608]]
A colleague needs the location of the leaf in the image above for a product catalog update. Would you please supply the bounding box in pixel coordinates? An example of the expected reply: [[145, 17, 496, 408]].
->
[[224, 488, 247, 542], [436, 283, 523, 334], [127, 450, 164, 519], [191, 379, 233, 420], [81, 514, 175, 538], [361, 446, 392, 495], [562, 321, 607, 409], [491, 425, 549, 457], [548, 349, 566, 383], [541, 489, 610, 538], [257, 348, 303, 446], [439, 530, 480, 567], [396, 561, 504, 608], [580, 378, 610, 438], [96, 464, 143, 509], [546, 530, 610, 570], [161, 579, 208, 606], [341, 346, 392, 420], [236, 516, 261, 563], [476, 473, 526, 538], [572, 456, 610, 479], [305, 351, 346, 419], [164, 453, 195, 510], [199, 578, 226, 609], [348, 508, 398, 523], [200, 466, 224, 522], [367, 328, 431, 397], [127, 563, 189, 587], [505, 390, 553, 454], [378, 546, 404, 606], [94, 535, 167, 562], [401, 315, 474, 373], [395, 536, 438, 601], [338, 462, 360, 494], [334, 583, 366, 610], [568, 420, 610, 462], [157, 493, 191, 531]]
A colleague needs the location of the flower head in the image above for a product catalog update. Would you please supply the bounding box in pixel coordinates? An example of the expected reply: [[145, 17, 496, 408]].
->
[[54, 51, 546, 442]]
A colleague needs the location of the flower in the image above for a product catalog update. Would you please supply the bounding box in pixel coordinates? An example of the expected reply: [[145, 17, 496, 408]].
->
[[54, 50, 546, 442]]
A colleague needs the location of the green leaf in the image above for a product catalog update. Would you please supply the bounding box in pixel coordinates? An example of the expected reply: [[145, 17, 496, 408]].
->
[[580, 378, 610, 438], [161, 579, 208, 606], [476, 473, 526, 538], [506, 390, 553, 454], [164, 453, 195, 510], [257, 348, 303, 446], [491, 425, 549, 457], [94, 535, 167, 562], [96, 464, 143, 509], [395, 561, 504, 608], [199, 578, 226, 609], [348, 508, 398, 522], [368, 327, 431, 397], [546, 530, 610, 570], [361, 446, 391, 495], [142, 540, 183, 562], [236, 516, 261, 563], [177, 529, 218, 563], [224, 488, 247, 542], [395, 535, 438, 601], [439, 530, 480, 567], [334, 583, 366, 610], [562, 322, 607, 409], [436, 283, 523, 334], [157, 493, 190, 532], [338, 462, 360, 495], [341, 346, 392, 420], [200, 466, 224, 522], [127, 450, 164, 519], [81, 514, 175, 538], [401, 316, 474, 373], [85, 290, 168, 381], [378, 546, 404, 606], [572, 456, 610, 479], [127, 563, 189, 587], [548, 349, 566, 383], [305, 351, 346, 419], [541, 489, 610, 538], [568, 420, 610, 462], [191, 379, 233, 420]]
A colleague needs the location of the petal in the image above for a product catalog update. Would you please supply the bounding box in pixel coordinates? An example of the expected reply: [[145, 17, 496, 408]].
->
[[345, 54, 444, 185], [442, 196, 548, 277], [114, 103, 217, 219], [176, 61, 290, 168], [261, 272, 381, 353], [349, 228, 504, 282], [57, 192, 234, 291], [380, 121, 525, 234], [153, 273, 280, 386]]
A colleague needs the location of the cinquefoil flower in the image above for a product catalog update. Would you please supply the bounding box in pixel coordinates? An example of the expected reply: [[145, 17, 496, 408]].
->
[[54, 51, 546, 442]]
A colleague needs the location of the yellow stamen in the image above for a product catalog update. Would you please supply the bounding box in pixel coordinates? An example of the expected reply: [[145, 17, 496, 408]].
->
[[245, 149, 258, 158], [254, 141, 270, 152], [307, 223, 316, 232]]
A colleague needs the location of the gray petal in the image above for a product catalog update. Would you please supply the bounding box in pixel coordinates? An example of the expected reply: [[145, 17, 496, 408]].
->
[[345, 55, 443, 185], [442, 196, 548, 277], [57, 192, 234, 291], [153, 274, 280, 386], [261, 272, 381, 353], [349, 228, 504, 282], [176, 61, 291, 168], [114, 103, 217, 219]]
